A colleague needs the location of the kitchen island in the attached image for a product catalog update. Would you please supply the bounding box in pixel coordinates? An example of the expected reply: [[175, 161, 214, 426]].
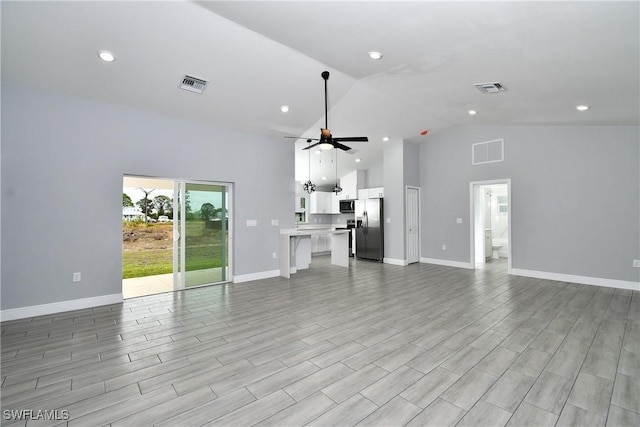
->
[[279, 228, 350, 278]]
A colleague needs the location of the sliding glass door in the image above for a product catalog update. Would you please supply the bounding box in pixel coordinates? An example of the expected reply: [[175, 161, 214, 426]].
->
[[174, 181, 231, 289]]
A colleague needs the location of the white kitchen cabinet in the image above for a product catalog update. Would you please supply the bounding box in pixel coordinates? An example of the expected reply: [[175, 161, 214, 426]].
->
[[310, 192, 330, 214], [339, 186, 357, 200], [331, 193, 340, 213], [340, 170, 364, 187], [311, 234, 332, 253], [310, 191, 340, 214], [368, 187, 384, 199], [357, 187, 385, 200], [340, 170, 364, 200]]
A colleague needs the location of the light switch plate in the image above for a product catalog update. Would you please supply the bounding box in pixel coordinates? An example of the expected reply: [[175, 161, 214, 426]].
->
[[633, 259, 640, 268], [456, 218, 463, 224], [271, 219, 279, 226], [246, 219, 257, 227], [386, 218, 391, 223]]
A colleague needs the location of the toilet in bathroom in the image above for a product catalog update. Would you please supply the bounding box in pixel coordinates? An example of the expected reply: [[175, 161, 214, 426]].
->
[[491, 242, 502, 259]]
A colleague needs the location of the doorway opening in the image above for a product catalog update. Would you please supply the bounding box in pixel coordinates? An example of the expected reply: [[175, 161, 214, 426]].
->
[[470, 179, 511, 272], [122, 176, 232, 298]]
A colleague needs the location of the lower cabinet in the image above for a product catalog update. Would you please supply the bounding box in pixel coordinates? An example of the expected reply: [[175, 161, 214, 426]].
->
[[311, 234, 332, 254]]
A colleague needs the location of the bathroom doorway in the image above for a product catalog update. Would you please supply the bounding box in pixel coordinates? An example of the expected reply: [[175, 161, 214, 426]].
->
[[470, 179, 511, 272]]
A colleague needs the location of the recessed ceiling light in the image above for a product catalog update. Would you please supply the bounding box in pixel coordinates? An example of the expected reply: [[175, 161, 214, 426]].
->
[[280, 105, 290, 113], [368, 51, 383, 60], [355, 158, 361, 163], [576, 105, 590, 111], [468, 110, 477, 115], [97, 50, 115, 62], [382, 136, 390, 142]]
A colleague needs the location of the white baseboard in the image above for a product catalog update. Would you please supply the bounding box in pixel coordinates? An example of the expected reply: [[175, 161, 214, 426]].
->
[[384, 258, 408, 266], [511, 268, 640, 291], [233, 269, 280, 284], [421, 257, 474, 269], [1, 293, 123, 322]]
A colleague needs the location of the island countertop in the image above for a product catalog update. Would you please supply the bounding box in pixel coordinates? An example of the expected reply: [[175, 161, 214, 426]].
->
[[279, 229, 350, 278], [280, 228, 350, 236]]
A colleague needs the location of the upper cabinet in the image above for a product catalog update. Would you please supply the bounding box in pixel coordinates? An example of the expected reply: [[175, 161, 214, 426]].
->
[[358, 187, 385, 199], [310, 191, 340, 214], [339, 170, 364, 200], [368, 187, 384, 199], [340, 186, 358, 201]]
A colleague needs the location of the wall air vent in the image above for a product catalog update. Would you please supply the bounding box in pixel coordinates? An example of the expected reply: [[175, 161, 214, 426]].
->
[[473, 138, 504, 165], [180, 75, 207, 94], [474, 82, 507, 94]]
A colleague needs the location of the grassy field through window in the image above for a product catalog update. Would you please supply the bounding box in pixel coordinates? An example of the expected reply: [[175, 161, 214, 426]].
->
[[122, 222, 225, 279]]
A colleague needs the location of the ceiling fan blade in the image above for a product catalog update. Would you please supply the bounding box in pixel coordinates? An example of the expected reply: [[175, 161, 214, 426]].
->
[[302, 141, 323, 150], [284, 136, 319, 141], [333, 136, 369, 142], [332, 141, 353, 151]]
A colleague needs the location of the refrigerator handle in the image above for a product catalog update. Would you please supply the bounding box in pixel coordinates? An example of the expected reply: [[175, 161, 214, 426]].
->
[[364, 210, 368, 234]]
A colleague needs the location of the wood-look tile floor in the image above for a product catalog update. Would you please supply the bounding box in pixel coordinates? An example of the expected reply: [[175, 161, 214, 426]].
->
[[2, 258, 639, 426]]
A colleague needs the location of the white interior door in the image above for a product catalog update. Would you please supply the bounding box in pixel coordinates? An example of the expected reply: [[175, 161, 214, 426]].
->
[[406, 187, 420, 264]]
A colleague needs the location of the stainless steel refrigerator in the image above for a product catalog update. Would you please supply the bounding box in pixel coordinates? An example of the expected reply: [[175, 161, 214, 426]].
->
[[355, 198, 384, 262]]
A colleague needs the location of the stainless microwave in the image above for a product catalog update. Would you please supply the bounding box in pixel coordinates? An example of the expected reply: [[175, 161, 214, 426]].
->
[[339, 199, 355, 213]]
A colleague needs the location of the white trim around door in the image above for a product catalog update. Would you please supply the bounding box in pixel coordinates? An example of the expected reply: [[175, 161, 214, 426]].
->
[[469, 178, 512, 273]]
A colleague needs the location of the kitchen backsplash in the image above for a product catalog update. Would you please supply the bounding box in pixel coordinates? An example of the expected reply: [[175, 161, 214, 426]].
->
[[306, 213, 354, 225]]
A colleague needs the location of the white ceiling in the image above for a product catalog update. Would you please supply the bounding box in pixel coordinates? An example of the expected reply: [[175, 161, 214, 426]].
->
[[2, 1, 639, 184]]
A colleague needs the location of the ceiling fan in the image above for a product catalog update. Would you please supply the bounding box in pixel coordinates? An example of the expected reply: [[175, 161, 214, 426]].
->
[[286, 71, 368, 151]]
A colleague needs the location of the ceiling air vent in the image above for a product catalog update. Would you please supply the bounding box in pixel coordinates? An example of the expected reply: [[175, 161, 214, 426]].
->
[[474, 82, 507, 94], [180, 75, 207, 94]]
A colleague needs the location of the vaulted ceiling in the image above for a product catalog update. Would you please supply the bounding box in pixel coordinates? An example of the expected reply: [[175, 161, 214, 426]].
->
[[3, 1, 638, 184]]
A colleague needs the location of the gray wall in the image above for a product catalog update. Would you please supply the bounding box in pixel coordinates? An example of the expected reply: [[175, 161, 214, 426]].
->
[[365, 160, 384, 188], [403, 142, 420, 188], [383, 141, 405, 261], [1, 83, 294, 310], [420, 125, 640, 282], [382, 140, 421, 262]]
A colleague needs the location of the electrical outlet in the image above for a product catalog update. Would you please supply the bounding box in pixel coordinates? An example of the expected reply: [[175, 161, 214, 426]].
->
[[73, 272, 81, 282], [633, 260, 640, 268], [442, 244, 447, 251], [272, 252, 277, 259]]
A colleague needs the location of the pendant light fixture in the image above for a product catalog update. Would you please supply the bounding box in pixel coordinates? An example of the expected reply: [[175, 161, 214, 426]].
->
[[303, 140, 316, 194], [332, 148, 342, 195]]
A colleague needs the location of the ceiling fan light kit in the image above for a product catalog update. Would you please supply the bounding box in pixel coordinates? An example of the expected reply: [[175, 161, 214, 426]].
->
[[290, 71, 369, 153], [287, 71, 369, 185]]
